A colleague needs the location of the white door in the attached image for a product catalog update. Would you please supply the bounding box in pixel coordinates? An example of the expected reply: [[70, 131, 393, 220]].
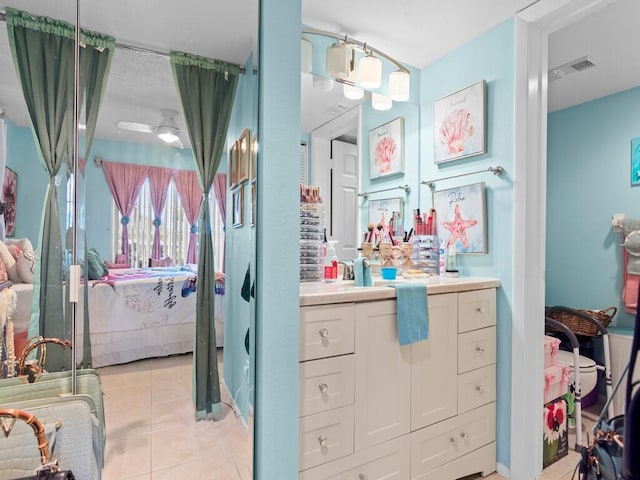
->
[[331, 140, 358, 260]]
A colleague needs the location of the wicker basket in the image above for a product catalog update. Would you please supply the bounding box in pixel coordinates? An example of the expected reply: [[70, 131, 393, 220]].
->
[[546, 306, 617, 337]]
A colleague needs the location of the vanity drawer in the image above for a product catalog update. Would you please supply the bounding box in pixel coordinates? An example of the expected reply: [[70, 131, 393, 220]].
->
[[299, 405, 355, 471], [300, 354, 355, 417], [300, 304, 356, 361], [457, 326, 496, 374], [457, 289, 496, 333], [457, 365, 496, 414], [410, 402, 495, 477], [299, 435, 410, 480]]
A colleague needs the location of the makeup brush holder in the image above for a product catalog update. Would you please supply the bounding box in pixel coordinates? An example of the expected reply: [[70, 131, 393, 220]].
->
[[378, 242, 393, 267]]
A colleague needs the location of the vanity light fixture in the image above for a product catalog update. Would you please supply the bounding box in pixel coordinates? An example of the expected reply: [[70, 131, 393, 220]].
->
[[302, 27, 411, 104], [371, 92, 392, 111], [325, 39, 350, 79]]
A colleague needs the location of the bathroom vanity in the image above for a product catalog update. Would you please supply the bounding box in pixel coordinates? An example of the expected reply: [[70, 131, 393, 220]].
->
[[298, 277, 500, 480]]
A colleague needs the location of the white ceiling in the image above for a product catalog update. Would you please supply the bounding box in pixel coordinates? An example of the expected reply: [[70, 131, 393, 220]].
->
[[0, 0, 637, 143]]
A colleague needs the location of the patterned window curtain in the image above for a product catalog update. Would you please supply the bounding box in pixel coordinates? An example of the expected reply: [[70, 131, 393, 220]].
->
[[171, 51, 239, 420], [147, 166, 173, 261], [102, 161, 147, 265], [173, 169, 203, 264]]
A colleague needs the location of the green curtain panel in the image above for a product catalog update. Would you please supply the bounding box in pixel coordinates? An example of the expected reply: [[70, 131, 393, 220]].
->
[[5, 8, 114, 371], [170, 51, 239, 420]]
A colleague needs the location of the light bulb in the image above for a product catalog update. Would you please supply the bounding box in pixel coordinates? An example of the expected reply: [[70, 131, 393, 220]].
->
[[326, 41, 350, 79], [371, 92, 392, 111], [158, 131, 179, 143], [389, 70, 410, 102], [358, 54, 382, 89]]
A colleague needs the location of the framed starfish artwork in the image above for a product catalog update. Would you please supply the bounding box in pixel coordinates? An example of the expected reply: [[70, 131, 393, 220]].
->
[[433, 182, 486, 254]]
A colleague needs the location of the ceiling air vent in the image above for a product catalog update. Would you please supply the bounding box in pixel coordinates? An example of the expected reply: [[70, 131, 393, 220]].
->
[[548, 56, 597, 82]]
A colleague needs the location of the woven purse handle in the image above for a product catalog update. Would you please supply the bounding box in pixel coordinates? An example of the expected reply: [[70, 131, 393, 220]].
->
[[0, 408, 52, 466], [16, 337, 73, 379]]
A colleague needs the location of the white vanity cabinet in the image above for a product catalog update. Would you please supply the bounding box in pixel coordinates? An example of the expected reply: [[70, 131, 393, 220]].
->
[[299, 282, 498, 480]]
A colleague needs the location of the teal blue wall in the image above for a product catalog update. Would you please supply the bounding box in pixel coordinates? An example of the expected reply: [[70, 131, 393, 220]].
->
[[256, 0, 301, 477], [547, 86, 640, 329], [420, 19, 515, 467], [223, 52, 258, 422]]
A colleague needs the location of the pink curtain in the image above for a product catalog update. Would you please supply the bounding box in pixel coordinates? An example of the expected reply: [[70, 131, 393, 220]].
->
[[148, 166, 173, 260], [173, 169, 203, 264], [212, 173, 227, 271], [102, 161, 147, 265]]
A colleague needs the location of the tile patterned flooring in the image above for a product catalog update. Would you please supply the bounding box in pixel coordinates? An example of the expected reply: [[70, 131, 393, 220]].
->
[[100, 353, 597, 479], [98, 351, 252, 479]]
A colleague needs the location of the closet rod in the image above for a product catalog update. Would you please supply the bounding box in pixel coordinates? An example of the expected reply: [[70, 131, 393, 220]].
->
[[421, 165, 504, 189], [0, 10, 245, 74], [358, 184, 411, 200]]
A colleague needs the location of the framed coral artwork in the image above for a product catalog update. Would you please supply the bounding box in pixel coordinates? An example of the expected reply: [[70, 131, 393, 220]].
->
[[2, 167, 17, 237], [434, 80, 486, 164], [369, 117, 404, 180]]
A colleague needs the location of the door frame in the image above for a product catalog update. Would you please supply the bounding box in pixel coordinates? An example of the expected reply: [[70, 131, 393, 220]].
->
[[511, 1, 614, 477]]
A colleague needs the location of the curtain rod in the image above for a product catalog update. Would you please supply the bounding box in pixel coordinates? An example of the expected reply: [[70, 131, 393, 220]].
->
[[421, 165, 505, 189], [358, 184, 411, 200], [0, 10, 246, 74]]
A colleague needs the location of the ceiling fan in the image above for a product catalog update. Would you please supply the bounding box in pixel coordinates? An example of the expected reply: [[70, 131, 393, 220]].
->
[[115, 108, 184, 149]]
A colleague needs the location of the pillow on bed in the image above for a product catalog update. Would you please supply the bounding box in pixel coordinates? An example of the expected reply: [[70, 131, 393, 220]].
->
[[105, 261, 129, 270], [86, 248, 108, 280], [16, 249, 36, 283], [5, 238, 34, 255], [0, 258, 7, 283], [0, 241, 19, 282]]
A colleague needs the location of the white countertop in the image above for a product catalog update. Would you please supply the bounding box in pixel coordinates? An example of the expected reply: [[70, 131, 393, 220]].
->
[[300, 276, 500, 306]]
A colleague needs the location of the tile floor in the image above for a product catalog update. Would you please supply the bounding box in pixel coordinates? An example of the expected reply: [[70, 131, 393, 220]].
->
[[98, 351, 252, 479], [100, 353, 601, 479]]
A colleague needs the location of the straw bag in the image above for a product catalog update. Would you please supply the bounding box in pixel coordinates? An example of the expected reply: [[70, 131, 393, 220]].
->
[[0, 408, 76, 479], [546, 306, 617, 337]]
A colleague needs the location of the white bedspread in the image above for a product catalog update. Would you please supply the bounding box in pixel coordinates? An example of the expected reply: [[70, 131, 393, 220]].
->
[[10, 268, 224, 368]]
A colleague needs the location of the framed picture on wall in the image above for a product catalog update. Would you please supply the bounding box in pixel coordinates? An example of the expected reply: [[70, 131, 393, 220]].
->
[[367, 197, 403, 241], [251, 180, 256, 227], [229, 140, 239, 187], [232, 186, 244, 228], [433, 182, 487, 254], [434, 80, 486, 164], [2, 167, 17, 237], [250, 135, 257, 182], [237, 128, 250, 184], [368, 117, 404, 180]]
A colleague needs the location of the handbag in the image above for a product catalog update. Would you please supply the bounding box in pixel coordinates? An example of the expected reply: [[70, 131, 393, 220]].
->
[[578, 415, 624, 479], [0, 408, 76, 480]]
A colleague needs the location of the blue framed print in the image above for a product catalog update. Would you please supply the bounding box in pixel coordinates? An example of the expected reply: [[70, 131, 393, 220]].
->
[[632, 137, 640, 186]]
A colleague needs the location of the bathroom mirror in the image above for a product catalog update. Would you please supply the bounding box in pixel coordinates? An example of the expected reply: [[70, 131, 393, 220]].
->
[[1, 0, 257, 476], [301, 28, 420, 262]]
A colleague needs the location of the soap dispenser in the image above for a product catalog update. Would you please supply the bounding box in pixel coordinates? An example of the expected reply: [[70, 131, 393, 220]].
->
[[323, 240, 338, 282]]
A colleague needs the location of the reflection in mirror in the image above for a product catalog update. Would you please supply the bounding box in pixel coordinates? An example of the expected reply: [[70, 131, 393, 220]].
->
[[0, 0, 257, 477], [301, 26, 420, 263]]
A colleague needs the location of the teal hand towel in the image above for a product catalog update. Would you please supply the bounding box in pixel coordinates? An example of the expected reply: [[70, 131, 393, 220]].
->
[[354, 257, 373, 287], [389, 283, 428, 345]]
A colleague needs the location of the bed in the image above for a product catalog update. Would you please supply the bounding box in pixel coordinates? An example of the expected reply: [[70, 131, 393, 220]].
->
[[10, 267, 225, 368]]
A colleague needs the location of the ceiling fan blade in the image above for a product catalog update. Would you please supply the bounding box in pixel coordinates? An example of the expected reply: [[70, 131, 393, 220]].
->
[[115, 121, 154, 134]]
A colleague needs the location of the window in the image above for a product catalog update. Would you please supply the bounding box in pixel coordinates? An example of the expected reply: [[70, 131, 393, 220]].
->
[[112, 179, 225, 270]]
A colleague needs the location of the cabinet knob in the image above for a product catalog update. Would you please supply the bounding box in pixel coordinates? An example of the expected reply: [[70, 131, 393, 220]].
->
[[318, 328, 329, 339], [318, 383, 329, 394], [449, 436, 458, 445], [476, 345, 485, 354], [476, 306, 486, 313], [318, 435, 328, 447], [358, 474, 368, 480], [475, 384, 485, 394], [461, 431, 469, 441]]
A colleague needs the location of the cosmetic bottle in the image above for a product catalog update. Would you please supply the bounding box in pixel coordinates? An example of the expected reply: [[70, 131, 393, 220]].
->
[[323, 240, 338, 282]]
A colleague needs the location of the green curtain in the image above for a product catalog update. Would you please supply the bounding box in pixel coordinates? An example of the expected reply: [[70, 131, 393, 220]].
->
[[6, 7, 74, 372], [5, 8, 114, 371], [170, 51, 239, 420]]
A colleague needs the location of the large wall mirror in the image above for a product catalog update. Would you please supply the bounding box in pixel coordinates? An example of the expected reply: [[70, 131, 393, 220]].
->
[[0, 0, 258, 477], [301, 17, 420, 262]]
